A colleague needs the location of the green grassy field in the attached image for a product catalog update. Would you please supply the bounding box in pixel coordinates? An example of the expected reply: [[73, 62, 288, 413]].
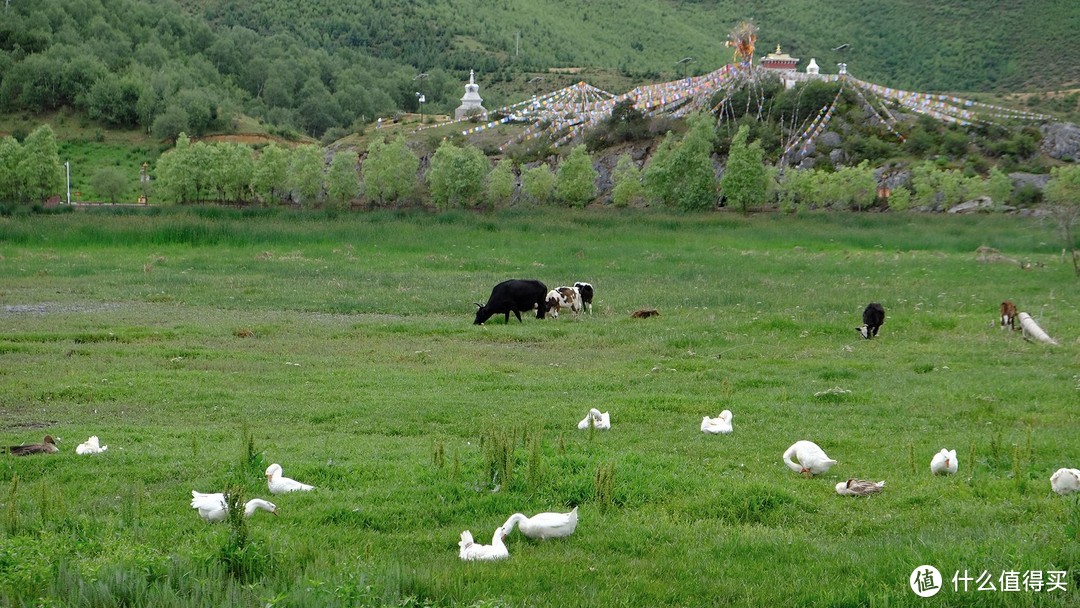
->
[[0, 208, 1077, 607]]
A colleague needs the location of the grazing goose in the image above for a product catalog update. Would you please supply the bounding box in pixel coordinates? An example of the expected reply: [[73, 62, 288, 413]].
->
[[265, 463, 314, 494], [700, 410, 733, 434], [576, 408, 611, 430], [501, 507, 578, 540], [930, 448, 958, 475], [1050, 468, 1080, 496], [190, 491, 278, 523], [783, 440, 837, 477], [458, 527, 509, 561], [75, 435, 108, 455], [4, 435, 59, 456], [835, 479, 886, 497]]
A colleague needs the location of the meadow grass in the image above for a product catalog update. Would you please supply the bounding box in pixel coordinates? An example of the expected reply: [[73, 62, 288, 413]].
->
[[0, 208, 1077, 607]]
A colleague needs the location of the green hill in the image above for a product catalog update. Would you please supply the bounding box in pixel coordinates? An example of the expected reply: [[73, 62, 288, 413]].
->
[[1, 0, 1078, 141]]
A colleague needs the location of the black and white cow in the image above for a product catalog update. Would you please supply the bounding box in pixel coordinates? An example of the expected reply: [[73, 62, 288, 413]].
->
[[474, 279, 549, 325], [857, 302, 885, 339], [545, 286, 583, 319], [574, 282, 594, 315]]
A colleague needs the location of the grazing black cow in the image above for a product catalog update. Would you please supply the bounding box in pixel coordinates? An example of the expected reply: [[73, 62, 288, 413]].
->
[[474, 279, 549, 325], [574, 282, 594, 315], [858, 302, 885, 339]]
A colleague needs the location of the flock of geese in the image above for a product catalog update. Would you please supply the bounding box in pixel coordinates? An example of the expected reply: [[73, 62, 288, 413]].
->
[[6, 414, 1079, 562]]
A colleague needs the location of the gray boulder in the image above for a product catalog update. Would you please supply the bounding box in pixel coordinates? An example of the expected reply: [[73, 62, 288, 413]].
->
[[948, 196, 995, 214], [1040, 122, 1080, 161], [1009, 172, 1050, 191]]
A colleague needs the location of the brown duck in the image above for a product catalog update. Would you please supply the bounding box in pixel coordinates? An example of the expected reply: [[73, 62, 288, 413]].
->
[[5, 435, 59, 456]]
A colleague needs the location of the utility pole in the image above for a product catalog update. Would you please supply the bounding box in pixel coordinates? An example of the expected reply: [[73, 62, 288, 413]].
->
[[64, 161, 70, 205], [516, 31, 520, 57]]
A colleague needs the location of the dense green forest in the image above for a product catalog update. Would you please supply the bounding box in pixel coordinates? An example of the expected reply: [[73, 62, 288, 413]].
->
[[1, 0, 1077, 140]]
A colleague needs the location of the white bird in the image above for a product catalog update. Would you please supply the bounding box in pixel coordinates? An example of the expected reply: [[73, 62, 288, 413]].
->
[[576, 408, 611, 430], [265, 463, 315, 494], [458, 527, 509, 561], [75, 435, 108, 455], [701, 410, 733, 434], [783, 440, 837, 477], [930, 448, 958, 475], [190, 491, 278, 523], [1050, 468, 1080, 496], [835, 479, 886, 497], [501, 506, 578, 540]]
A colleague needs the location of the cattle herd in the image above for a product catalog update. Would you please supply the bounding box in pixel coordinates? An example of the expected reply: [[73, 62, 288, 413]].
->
[[473, 279, 593, 325]]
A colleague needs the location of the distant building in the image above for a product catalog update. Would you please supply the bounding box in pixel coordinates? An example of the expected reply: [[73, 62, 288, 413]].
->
[[760, 44, 799, 72], [759, 44, 801, 88], [454, 70, 487, 120]]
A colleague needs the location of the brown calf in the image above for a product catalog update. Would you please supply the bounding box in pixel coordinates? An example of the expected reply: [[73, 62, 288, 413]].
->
[[1000, 300, 1018, 330]]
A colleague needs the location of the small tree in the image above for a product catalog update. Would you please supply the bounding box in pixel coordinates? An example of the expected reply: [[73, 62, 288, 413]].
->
[[427, 140, 488, 209], [1043, 165, 1080, 276], [610, 154, 642, 208], [0, 136, 24, 204], [720, 124, 767, 213], [522, 164, 555, 205], [326, 150, 360, 211], [643, 132, 677, 206], [252, 144, 289, 206], [17, 124, 62, 203], [90, 167, 129, 204], [288, 144, 324, 208], [485, 159, 516, 209], [555, 145, 598, 207], [986, 167, 1012, 209], [362, 135, 418, 206]]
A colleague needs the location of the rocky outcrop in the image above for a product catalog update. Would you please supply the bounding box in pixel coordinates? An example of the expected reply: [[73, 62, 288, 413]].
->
[[1009, 172, 1050, 191], [1040, 122, 1080, 161]]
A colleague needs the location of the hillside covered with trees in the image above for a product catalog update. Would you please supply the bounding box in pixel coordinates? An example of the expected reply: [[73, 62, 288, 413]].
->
[[2, 0, 1078, 141]]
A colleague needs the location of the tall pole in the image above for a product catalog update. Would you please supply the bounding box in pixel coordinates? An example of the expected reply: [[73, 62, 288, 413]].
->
[[64, 161, 70, 205]]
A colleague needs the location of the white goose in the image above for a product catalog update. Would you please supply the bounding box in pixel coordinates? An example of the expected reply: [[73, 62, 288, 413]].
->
[[783, 440, 837, 477], [576, 408, 611, 430], [265, 463, 314, 494], [458, 527, 509, 561], [835, 479, 886, 497], [190, 491, 278, 523], [700, 410, 733, 434], [1050, 468, 1080, 496], [501, 506, 578, 540], [75, 435, 108, 455], [930, 448, 958, 475]]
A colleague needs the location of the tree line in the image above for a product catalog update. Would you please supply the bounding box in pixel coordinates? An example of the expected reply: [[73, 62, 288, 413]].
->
[[6, 118, 1078, 223]]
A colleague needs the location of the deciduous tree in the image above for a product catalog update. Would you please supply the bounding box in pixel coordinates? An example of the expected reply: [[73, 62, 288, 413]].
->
[[288, 144, 324, 208], [720, 124, 766, 213], [362, 135, 417, 206], [485, 159, 516, 209], [326, 150, 360, 210], [610, 154, 642, 208], [555, 145, 598, 207], [427, 140, 488, 209], [1044, 165, 1080, 276], [17, 124, 62, 203], [522, 164, 555, 205], [90, 167, 129, 204]]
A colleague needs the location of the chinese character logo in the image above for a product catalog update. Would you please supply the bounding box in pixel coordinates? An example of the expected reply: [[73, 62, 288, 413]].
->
[[911, 565, 943, 598]]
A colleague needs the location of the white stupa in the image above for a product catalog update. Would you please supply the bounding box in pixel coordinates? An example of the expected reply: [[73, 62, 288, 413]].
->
[[454, 70, 487, 120], [806, 58, 820, 75]]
